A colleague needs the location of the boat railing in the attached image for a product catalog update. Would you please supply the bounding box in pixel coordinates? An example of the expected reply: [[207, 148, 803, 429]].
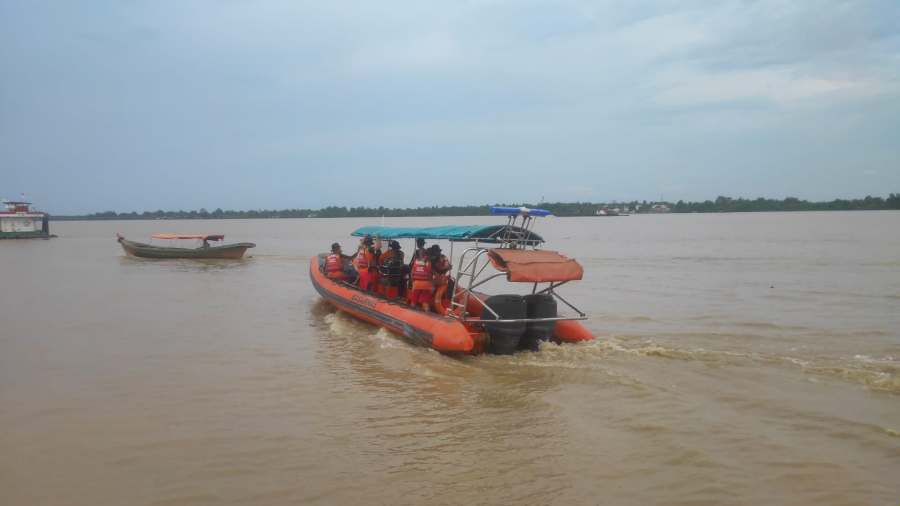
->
[[449, 246, 588, 324]]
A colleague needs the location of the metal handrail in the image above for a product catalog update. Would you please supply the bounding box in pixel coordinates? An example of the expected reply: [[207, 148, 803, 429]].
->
[[452, 247, 493, 319], [447, 244, 589, 324]]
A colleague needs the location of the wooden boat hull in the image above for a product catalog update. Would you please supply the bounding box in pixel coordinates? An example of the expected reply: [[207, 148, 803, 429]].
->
[[118, 237, 255, 259], [309, 256, 593, 354]]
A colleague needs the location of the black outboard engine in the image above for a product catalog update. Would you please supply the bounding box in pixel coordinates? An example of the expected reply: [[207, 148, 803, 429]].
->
[[482, 294, 526, 354], [519, 294, 557, 351]]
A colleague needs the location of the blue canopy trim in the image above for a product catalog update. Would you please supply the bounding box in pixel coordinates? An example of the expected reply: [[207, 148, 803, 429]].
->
[[351, 225, 544, 244], [490, 206, 553, 217]]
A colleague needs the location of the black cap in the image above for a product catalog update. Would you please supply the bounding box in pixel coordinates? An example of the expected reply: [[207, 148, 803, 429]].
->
[[331, 242, 340, 252], [389, 240, 400, 250], [429, 244, 441, 254]]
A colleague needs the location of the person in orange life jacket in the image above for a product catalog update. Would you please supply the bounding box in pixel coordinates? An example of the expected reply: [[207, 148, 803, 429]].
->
[[408, 238, 428, 278], [324, 243, 354, 281], [428, 244, 452, 315], [353, 235, 379, 291], [378, 240, 404, 300], [407, 237, 428, 303], [409, 251, 434, 311]]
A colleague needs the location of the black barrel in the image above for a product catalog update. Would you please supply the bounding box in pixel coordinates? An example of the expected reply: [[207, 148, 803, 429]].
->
[[482, 294, 526, 354], [519, 294, 558, 351]]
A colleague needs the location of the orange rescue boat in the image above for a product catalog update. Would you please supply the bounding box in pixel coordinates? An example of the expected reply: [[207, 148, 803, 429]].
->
[[310, 207, 594, 354]]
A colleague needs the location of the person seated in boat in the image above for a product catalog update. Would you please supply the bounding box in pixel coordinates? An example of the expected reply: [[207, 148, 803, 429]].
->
[[378, 240, 405, 300], [409, 249, 434, 311], [325, 243, 354, 281], [353, 235, 379, 291], [428, 244, 452, 315]]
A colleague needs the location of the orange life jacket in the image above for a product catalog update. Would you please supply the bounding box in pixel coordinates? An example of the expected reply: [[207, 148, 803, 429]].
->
[[411, 257, 432, 281], [355, 248, 373, 269], [325, 253, 343, 273]]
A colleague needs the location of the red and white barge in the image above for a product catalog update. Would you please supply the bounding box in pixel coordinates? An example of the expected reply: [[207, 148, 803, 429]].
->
[[0, 198, 54, 239]]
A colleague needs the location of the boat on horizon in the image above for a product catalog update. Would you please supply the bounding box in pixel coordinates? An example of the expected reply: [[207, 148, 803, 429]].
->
[[595, 206, 630, 216], [116, 233, 255, 259], [310, 207, 594, 355]]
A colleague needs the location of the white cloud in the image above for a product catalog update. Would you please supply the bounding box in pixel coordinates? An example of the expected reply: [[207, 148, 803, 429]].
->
[[654, 66, 886, 107]]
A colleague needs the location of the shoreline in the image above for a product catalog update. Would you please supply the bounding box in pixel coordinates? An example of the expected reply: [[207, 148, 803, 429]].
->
[[50, 208, 900, 222]]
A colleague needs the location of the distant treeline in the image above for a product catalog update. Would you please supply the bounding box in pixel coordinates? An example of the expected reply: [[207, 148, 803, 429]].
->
[[671, 194, 900, 213], [52, 194, 900, 220]]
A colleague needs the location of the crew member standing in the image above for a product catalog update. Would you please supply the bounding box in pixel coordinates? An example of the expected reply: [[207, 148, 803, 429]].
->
[[371, 236, 383, 294], [378, 240, 404, 300], [409, 250, 434, 311], [429, 244, 452, 315], [407, 237, 428, 304], [354, 235, 378, 291]]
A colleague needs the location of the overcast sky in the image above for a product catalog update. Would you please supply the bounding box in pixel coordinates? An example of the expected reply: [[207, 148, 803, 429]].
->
[[2, 0, 898, 214]]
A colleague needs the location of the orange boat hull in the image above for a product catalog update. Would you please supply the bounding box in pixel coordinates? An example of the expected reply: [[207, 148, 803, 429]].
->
[[310, 258, 483, 354]]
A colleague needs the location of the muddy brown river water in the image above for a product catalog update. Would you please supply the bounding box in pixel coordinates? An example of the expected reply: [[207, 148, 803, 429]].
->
[[1, 212, 898, 505]]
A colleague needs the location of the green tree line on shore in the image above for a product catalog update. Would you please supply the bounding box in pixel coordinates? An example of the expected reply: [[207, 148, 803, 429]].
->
[[52, 194, 900, 220]]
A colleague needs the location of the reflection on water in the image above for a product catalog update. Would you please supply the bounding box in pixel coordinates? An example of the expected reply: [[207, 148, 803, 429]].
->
[[118, 255, 256, 272], [1, 213, 899, 506]]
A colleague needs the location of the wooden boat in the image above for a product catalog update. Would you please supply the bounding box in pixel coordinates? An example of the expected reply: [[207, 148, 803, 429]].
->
[[311, 207, 594, 355], [117, 233, 255, 259]]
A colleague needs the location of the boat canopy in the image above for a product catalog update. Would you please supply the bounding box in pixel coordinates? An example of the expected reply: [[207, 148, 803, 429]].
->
[[351, 225, 544, 244], [487, 248, 584, 283], [151, 233, 225, 241]]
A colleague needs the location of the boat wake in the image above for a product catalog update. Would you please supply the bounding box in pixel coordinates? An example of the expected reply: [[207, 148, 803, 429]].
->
[[593, 336, 900, 394], [319, 307, 899, 394]]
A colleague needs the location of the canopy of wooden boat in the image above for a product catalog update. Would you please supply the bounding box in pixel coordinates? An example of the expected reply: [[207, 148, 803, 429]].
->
[[151, 233, 225, 241], [350, 225, 544, 244]]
